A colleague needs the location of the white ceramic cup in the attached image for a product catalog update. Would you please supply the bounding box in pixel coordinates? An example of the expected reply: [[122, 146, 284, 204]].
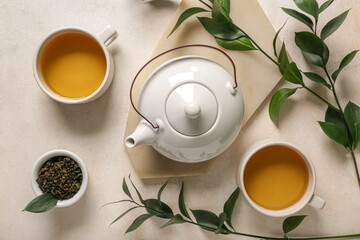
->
[[237, 140, 325, 217], [33, 25, 118, 104], [31, 149, 88, 208]]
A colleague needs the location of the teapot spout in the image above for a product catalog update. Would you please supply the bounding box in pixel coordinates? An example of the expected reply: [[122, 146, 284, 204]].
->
[[125, 121, 156, 148]]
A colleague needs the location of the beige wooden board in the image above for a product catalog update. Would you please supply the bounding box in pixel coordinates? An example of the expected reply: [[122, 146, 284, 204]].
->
[[125, 0, 283, 178]]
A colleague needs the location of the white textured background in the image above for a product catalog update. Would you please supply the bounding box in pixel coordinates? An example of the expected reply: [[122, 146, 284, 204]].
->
[[1, 0, 360, 239]]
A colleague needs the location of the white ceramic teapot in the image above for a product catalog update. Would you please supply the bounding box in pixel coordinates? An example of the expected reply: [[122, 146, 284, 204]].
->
[[125, 45, 244, 163]]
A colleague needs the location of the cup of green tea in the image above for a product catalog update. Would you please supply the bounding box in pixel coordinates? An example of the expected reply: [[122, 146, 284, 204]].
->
[[33, 26, 118, 104], [238, 140, 325, 217]]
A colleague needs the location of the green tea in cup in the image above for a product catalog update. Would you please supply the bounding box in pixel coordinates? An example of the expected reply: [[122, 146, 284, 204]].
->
[[238, 141, 325, 217], [40, 32, 107, 98], [243, 145, 309, 210]]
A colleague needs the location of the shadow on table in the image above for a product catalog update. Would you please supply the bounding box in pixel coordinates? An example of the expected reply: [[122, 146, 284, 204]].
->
[[48, 184, 91, 237]]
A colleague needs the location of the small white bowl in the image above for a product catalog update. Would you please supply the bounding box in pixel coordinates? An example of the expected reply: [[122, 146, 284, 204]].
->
[[31, 149, 88, 208]]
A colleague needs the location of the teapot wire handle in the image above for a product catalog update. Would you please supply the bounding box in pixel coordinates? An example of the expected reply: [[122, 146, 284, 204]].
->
[[130, 44, 238, 129]]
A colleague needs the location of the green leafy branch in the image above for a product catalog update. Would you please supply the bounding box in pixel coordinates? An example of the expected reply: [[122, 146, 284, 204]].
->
[[107, 176, 360, 239], [169, 0, 360, 190], [271, 0, 360, 189]]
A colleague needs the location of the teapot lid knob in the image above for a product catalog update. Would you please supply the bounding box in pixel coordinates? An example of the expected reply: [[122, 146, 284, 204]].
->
[[185, 102, 201, 119], [165, 83, 218, 136]]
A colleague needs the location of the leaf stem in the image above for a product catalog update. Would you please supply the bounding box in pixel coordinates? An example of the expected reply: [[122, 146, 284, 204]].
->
[[116, 186, 360, 240], [321, 60, 360, 188], [133, 201, 143, 207], [322, 60, 360, 191], [184, 219, 360, 240], [236, 26, 279, 66], [198, 0, 212, 9], [288, 233, 360, 240], [303, 86, 338, 112], [350, 150, 360, 190], [183, 220, 284, 239], [323, 64, 344, 114], [228, 230, 284, 239]]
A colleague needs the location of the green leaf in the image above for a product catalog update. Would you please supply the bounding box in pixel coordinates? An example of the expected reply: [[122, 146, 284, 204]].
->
[[223, 188, 239, 230], [303, 72, 330, 89], [216, 37, 256, 51], [178, 182, 191, 220], [197, 17, 244, 40], [355, 127, 360, 149], [332, 50, 359, 81], [344, 102, 360, 149], [23, 193, 58, 213], [101, 199, 133, 208], [281, 8, 313, 30], [110, 206, 139, 226], [294, 0, 319, 18], [269, 88, 298, 125], [325, 106, 341, 123], [323, 43, 330, 65], [212, 0, 231, 23], [319, 121, 349, 148], [283, 62, 304, 85], [295, 32, 324, 56], [302, 43, 328, 67], [215, 212, 227, 234], [318, 0, 334, 14], [129, 175, 144, 204], [273, 21, 287, 58], [331, 71, 340, 82], [161, 214, 185, 228], [278, 43, 290, 75], [191, 209, 219, 232], [321, 9, 350, 40], [158, 179, 170, 206], [123, 177, 133, 200], [324, 107, 350, 146], [168, 7, 209, 37], [302, 51, 323, 67], [218, 0, 230, 14], [325, 106, 346, 133], [283, 215, 307, 235], [144, 199, 174, 219], [125, 214, 152, 233]]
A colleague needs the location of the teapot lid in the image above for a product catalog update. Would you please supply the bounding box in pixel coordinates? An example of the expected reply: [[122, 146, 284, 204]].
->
[[165, 83, 218, 136]]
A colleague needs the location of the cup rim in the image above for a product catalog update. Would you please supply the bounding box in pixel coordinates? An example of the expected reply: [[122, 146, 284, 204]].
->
[[238, 140, 316, 217], [31, 149, 88, 208], [33, 26, 111, 104]]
